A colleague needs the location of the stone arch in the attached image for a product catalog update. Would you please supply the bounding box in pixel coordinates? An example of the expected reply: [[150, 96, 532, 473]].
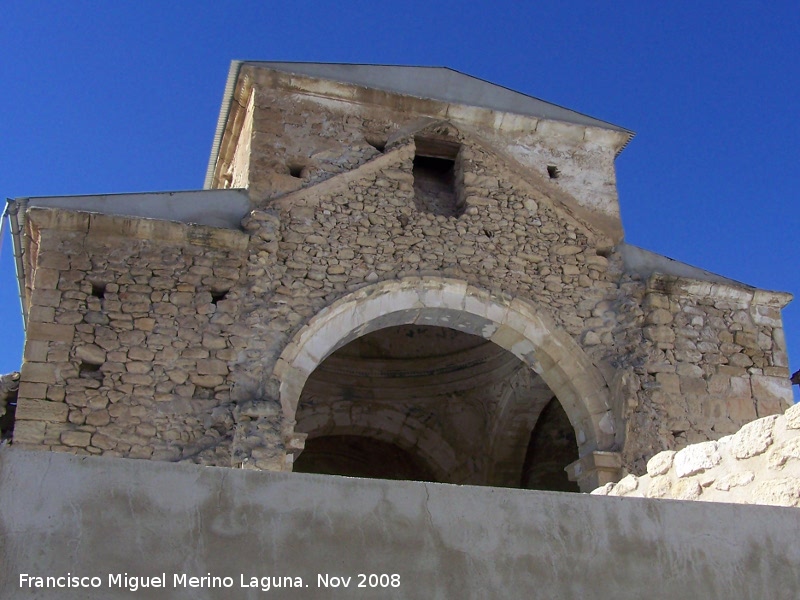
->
[[274, 277, 616, 461], [295, 415, 458, 484], [294, 434, 440, 482]]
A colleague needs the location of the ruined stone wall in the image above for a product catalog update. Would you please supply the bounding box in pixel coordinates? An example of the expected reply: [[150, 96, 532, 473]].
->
[[10, 77, 793, 480], [594, 403, 800, 507], [12, 136, 792, 478], [229, 135, 632, 471], [223, 72, 792, 474], [220, 67, 625, 240], [13, 210, 247, 465], [618, 275, 793, 473]]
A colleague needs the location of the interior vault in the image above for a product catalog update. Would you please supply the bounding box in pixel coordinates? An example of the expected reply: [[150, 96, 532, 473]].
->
[[292, 325, 579, 490]]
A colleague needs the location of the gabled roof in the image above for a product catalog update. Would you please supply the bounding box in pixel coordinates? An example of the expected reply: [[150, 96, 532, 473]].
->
[[205, 61, 634, 188]]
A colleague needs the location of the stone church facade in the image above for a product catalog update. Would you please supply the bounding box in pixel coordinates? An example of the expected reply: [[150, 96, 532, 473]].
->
[[6, 62, 794, 492]]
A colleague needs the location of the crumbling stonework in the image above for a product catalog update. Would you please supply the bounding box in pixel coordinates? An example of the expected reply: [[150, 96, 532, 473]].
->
[[8, 63, 794, 492], [593, 402, 800, 507], [618, 274, 792, 473], [13, 211, 247, 465], [0, 372, 19, 441]]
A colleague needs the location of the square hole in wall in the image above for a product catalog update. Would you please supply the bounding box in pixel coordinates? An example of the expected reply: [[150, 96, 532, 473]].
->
[[413, 137, 463, 218]]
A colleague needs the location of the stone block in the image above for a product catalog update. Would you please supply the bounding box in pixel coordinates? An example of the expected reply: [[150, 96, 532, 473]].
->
[[31, 288, 62, 308], [18, 381, 48, 399], [676, 363, 703, 377], [674, 441, 721, 477], [706, 374, 730, 395], [751, 375, 793, 410], [32, 267, 60, 290], [680, 377, 706, 396], [644, 326, 675, 344], [646, 450, 676, 477], [714, 471, 755, 491], [197, 359, 229, 376], [768, 438, 800, 470], [734, 331, 759, 350], [728, 353, 753, 368], [646, 309, 673, 325], [23, 340, 50, 362], [85, 410, 111, 427], [26, 322, 75, 343], [672, 479, 702, 500], [751, 478, 800, 508], [608, 474, 638, 496], [202, 334, 228, 350], [655, 373, 681, 394], [190, 374, 224, 388], [726, 395, 757, 423], [785, 403, 800, 430], [15, 399, 68, 422], [28, 305, 56, 323], [726, 415, 778, 459], [20, 362, 58, 384], [61, 430, 93, 447], [91, 433, 116, 450], [75, 344, 106, 365], [646, 477, 673, 498], [12, 420, 46, 444], [126, 362, 152, 374]]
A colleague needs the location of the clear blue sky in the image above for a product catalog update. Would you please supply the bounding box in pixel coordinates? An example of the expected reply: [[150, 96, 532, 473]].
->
[[2, 1, 798, 401]]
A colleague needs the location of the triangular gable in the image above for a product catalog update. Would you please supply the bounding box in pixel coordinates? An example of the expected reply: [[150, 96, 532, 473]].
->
[[271, 123, 611, 249]]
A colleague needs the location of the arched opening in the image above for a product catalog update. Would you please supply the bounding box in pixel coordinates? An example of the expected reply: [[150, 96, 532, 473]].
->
[[274, 278, 617, 491], [520, 397, 580, 492], [291, 324, 581, 489], [294, 435, 438, 482]]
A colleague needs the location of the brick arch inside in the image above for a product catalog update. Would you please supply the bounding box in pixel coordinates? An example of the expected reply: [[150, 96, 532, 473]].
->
[[274, 277, 616, 461]]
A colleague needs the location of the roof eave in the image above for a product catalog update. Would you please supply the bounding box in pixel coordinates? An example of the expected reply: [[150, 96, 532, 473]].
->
[[204, 60, 244, 189]]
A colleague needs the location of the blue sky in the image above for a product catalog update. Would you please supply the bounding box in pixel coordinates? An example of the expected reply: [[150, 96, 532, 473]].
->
[[1, 1, 798, 400]]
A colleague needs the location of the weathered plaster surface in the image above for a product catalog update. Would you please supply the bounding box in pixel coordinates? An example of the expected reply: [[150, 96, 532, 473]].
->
[[1, 447, 799, 600]]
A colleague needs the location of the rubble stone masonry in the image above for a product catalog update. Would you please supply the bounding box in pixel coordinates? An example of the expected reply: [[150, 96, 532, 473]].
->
[[10, 64, 794, 490]]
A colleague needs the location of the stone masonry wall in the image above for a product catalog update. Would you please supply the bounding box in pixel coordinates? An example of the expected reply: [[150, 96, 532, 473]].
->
[[219, 66, 626, 241], [223, 72, 792, 474], [618, 275, 793, 474], [229, 134, 630, 470], [227, 125, 790, 473], [594, 402, 800, 507], [14, 210, 248, 465], [12, 80, 793, 479]]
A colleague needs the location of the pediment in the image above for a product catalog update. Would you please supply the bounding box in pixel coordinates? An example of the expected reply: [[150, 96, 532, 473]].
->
[[271, 126, 613, 250]]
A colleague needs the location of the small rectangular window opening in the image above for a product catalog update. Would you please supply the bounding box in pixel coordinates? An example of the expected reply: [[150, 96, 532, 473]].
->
[[413, 137, 463, 218]]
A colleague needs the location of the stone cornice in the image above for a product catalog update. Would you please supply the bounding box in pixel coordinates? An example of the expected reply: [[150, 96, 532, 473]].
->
[[646, 273, 792, 308]]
